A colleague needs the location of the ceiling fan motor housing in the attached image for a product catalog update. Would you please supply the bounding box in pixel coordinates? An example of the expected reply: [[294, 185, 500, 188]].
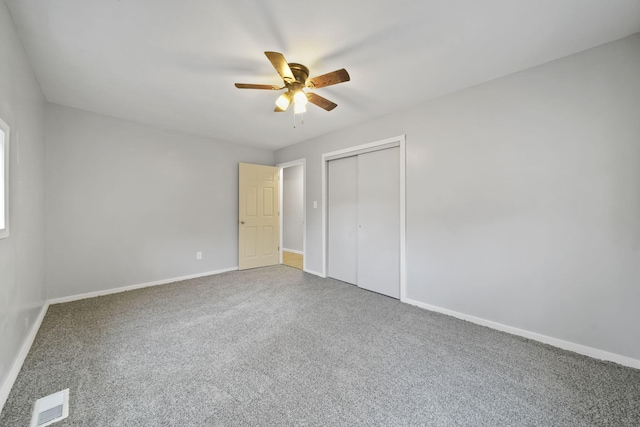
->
[[287, 63, 309, 88]]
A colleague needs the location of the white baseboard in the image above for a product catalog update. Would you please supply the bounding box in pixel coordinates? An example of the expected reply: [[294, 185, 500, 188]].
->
[[282, 248, 304, 255], [49, 267, 239, 305], [303, 268, 325, 278], [0, 301, 50, 411], [403, 298, 640, 370]]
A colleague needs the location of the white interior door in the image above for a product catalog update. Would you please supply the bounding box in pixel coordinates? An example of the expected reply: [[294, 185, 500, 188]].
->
[[357, 147, 400, 298], [327, 156, 358, 284], [238, 163, 280, 270]]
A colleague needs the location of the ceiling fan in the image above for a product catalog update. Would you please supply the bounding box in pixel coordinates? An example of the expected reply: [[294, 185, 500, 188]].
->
[[235, 51, 350, 114]]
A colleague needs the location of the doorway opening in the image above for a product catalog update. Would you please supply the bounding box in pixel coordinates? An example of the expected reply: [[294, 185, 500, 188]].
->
[[278, 159, 306, 271]]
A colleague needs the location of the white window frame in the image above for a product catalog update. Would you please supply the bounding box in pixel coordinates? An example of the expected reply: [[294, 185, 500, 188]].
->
[[0, 118, 9, 239]]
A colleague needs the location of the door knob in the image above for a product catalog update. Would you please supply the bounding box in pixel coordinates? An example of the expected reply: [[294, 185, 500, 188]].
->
[[240, 221, 245, 224]]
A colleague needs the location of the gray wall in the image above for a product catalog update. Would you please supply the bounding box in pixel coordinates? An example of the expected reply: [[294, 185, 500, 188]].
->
[[46, 104, 273, 298], [275, 34, 640, 360], [0, 1, 47, 399], [282, 165, 303, 252]]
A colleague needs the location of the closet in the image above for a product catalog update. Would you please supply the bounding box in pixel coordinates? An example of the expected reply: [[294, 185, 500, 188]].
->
[[327, 146, 400, 299]]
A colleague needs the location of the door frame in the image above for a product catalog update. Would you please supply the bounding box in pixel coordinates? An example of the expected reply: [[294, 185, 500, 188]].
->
[[321, 135, 407, 301], [277, 158, 307, 271]]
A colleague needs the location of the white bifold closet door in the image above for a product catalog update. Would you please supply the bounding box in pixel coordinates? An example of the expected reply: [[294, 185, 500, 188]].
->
[[327, 147, 400, 299], [327, 156, 358, 284]]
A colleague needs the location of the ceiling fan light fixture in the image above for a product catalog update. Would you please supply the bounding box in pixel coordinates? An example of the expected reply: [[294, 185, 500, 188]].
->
[[293, 90, 308, 106], [275, 92, 292, 111], [294, 101, 307, 115]]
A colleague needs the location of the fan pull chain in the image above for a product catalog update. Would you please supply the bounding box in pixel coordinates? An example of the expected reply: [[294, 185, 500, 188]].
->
[[292, 111, 305, 129]]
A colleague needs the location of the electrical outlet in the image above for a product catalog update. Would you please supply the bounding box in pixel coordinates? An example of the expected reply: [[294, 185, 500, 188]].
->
[[196, 251, 203, 260]]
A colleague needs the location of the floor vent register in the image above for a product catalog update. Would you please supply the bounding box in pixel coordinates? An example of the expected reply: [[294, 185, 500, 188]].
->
[[30, 389, 69, 427]]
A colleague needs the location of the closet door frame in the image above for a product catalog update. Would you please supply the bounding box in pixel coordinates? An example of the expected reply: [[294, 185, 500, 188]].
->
[[321, 135, 407, 301]]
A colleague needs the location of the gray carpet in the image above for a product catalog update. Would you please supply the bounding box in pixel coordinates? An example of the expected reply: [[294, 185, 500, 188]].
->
[[1, 265, 639, 426]]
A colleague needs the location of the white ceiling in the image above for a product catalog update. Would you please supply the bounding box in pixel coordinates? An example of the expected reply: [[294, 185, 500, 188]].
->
[[6, 0, 640, 150]]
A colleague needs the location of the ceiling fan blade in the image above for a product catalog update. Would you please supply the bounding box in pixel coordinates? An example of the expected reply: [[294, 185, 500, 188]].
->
[[264, 51, 295, 83], [307, 68, 350, 89], [235, 83, 281, 90], [274, 106, 287, 112], [307, 93, 338, 111]]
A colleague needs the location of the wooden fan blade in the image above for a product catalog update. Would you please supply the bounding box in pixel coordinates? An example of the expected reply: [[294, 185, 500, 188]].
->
[[307, 68, 350, 89], [235, 83, 280, 90], [307, 93, 337, 111], [265, 51, 295, 83]]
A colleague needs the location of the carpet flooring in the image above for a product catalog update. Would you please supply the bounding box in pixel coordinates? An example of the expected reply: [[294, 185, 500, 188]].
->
[[1, 265, 639, 426]]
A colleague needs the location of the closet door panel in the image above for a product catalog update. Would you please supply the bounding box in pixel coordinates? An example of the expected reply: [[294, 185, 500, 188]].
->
[[327, 156, 358, 284], [357, 147, 400, 298]]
